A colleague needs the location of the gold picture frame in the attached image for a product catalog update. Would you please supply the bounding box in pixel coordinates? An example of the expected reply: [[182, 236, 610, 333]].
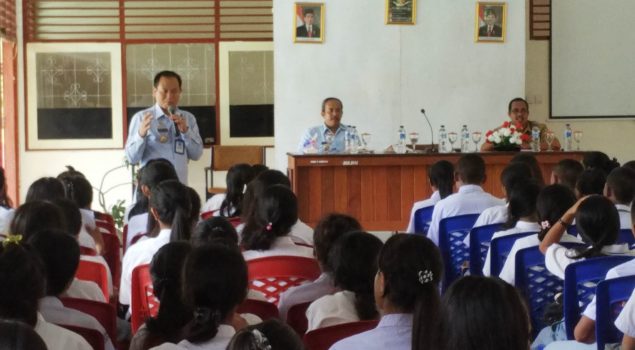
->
[[475, 2, 506, 43], [294, 3, 325, 43], [386, 0, 416, 25]]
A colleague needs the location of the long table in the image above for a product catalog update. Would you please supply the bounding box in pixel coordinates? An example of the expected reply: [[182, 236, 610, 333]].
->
[[287, 151, 585, 231]]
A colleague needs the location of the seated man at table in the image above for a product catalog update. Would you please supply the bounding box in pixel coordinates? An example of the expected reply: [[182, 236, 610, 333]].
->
[[297, 97, 347, 153], [481, 97, 560, 151]]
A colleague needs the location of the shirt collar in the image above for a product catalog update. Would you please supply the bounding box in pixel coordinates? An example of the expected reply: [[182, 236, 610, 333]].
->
[[515, 221, 541, 231], [458, 184, 484, 193], [601, 243, 632, 255], [320, 123, 346, 136], [39, 296, 63, 309], [616, 204, 631, 212], [377, 313, 413, 328]]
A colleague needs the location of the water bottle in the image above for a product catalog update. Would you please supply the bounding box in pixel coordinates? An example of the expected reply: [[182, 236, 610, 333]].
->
[[563, 123, 573, 151], [460, 125, 469, 153], [439, 125, 448, 153], [345, 127, 352, 153], [350, 126, 359, 154], [398, 125, 407, 154], [531, 126, 541, 152]]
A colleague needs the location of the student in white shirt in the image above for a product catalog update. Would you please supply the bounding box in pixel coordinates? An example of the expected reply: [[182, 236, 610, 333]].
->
[[550, 159, 584, 191], [0, 319, 47, 350], [226, 319, 303, 350], [427, 154, 505, 246], [201, 163, 254, 217], [406, 160, 454, 233], [333, 234, 443, 350], [603, 167, 635, 229], [306, 231, 383, 331], [616, 288, 635, 350]]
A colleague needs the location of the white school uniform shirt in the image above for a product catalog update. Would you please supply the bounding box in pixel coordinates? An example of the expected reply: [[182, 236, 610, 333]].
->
[[306, 290, 358, 332], [78, 227, 97, 251], [40, 296, 115, 350], [581, 258, 635, 321], [482, 221, 541, 276], [616, 203, 632, 230], [329, 313, 413, 350], [80, 254, 113, 296], [201, 193, 234, 216], [426, 184, 505, 246], [405, 191, 441, 233], [289, 220, 314, 246], [34, 312, 93, 350], [126, 213, 149, 249], [63, 277, 107, 303], [499, 233, 582, 285], [615, 288, 635, 338], [150, 324, 236, 350], [473, 203, 508, 228], [80, 208, 97, 230], [278, 272, 337, 321], [120, 228, 172, 306], [545, 243, 635, 280], [242, 236, 314, 261], [0, 206, 15, 235]]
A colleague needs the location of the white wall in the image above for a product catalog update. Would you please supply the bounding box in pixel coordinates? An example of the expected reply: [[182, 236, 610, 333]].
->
[[274, 0, 526, 169]]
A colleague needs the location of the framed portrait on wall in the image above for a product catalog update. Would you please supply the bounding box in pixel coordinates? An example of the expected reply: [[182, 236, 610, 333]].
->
[[386, 0, 416, 25], [475, 2, 507, 43], [294, 3, 324, 43]]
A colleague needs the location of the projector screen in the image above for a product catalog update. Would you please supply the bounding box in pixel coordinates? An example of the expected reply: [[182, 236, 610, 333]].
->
[[551, 0, 635, 119]]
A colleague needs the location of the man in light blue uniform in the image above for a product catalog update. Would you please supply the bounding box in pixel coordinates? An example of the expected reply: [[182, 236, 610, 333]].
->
[[125, 71, 203, 184], [297, 97, 348, 153]]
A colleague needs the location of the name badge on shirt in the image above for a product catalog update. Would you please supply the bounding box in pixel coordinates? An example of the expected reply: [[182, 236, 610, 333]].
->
[[175, 139, 185, 154]]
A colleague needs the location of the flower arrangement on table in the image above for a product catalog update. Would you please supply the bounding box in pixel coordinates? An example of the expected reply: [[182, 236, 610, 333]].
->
[[485, 121, 531, 151]]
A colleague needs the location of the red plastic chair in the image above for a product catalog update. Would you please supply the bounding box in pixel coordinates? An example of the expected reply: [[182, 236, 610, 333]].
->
[[303, 320, 379, 350], [60, 297, 117, 342], [287, 301, 312, 335], [94, 211, 115, 227], [130, 264, 159, 334], [100, 233, 121, 288], [80, 246, 98, 256], [76, 260, 110, 301], [228, 217, 242, 227], [236, 299, 279, 321], [58, 324, 105, 350], [247, 256, 320, 305]]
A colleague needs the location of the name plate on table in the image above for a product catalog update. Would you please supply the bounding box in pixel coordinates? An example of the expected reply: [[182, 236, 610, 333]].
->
[[310, 159, 329, 164], [342, 160, 359, 166]]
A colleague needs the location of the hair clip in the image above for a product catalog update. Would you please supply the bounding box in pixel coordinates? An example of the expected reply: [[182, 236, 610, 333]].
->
[[2, 234, 23, 248], [541, 220, 551, 230], [418, 269, 434, 284], [265, 222, 273, 231], [251, 329, 272, 350]]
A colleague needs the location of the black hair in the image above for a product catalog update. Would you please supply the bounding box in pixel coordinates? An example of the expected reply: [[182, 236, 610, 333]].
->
[[25, 177, 65, 203], [583, 151, 620, 175], [57, 165, 86, 179], [428, 160, 454, 199], [0, 319, 47, 350], [51, 198, 82, 237], [303, 8, 315, 17], [0, 242, 46, 327], [154, 70, 182, 89], [0, 167, 12, 208], [631, 201, 635, 226], [622, 160, 635, 172], [251, 164, 269, 178], [182, 243, 248, 344], [456, 154, 486, 184], [313, 213, 362, 272], [191, 216, 239, 247], [240, 169, 291, 224], [241, 185, 298, 251], [128, 159, 178, 232], [571, 195, 620, 260], [536, 184, 577, 241], [508, 97, 529, 113], [9, 201, 65, 239], [186, 186, 201, 229], [220, 163, 254, 218], [27, 230, 80, 296], [58, 175, 93, 209], [380, 235, 443, 350], [552, 159, 584, 190], [321, 97, 343, 112], [439, 276, 530, 350], [511, 153, 545, 186], [329, 231, 383, 321], [226, 319, 304, 350], [605, 167, 635, 205], [575, 168, 606, 197], [484, 8, 498, 18], [150, 180, 193, 242], [503, 180, 541, 229], [500, 162, 532, 197], [144, 242, 193, 346]]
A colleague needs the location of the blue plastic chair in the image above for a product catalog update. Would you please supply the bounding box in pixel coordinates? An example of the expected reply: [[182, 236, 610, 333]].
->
[[438, 214, 479, 291], [595, 275, 635, 350], [563, 256, 634, 340], [413, 205, 434, 235], [618, 228, 635, 246], [489, 231, 537, 276], [468, 223, 504, 276]]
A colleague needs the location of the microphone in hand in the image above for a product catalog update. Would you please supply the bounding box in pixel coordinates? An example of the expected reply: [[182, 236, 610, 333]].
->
[[168, 105, 180, 136]]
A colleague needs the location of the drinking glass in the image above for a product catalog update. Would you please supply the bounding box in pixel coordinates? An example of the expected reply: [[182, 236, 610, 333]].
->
[[545, 131, 555, 151], [409, 132, 419, 153], [471, 131, 482, 152], [361, 133, 372, 152], [573, 130, 583, 151], [448, 132, 458, 152]]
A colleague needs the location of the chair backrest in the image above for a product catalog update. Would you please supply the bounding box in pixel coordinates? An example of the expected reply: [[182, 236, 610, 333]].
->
[[618, 228, 635, 246], [212, 145, 265, 171], [58, 324, 105, 350], [94, 211, 115, 227], [595, 275, 635, 350], [60, 297, 117, 342], [287, 301, 312, 336], [76, 260, 110, 301], [100, 233, 121, 288], [489, 231, 537, 276], [468, 223, 504, 276], [303, 320, 379, 350], [80, 246, 98, 256], [413, 205, 435, 235], [438, 214, 479, 291], [236, 299, 278, 321], [563, 256, 634, 340], [247, 256, 321, 304], [130, 264, 159, 334]]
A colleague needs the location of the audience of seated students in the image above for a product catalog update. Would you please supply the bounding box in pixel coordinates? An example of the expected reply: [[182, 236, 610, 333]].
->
[[511, 153, 546, 187], [27, 230, 115, 350], [604, 166, 635, 229], [332, 234, 443, 350], [583, 151, 620, 175], [405, 160, 454, 233], [482, 180, 542, 276], [306, 231, 383, 331], [498, 184, 580, 284], [120, 179, 193, 311], [153, 243, 251, 349], [575, 168, 607, 198], [278, 213, 362, 321], [0, 167, 14, 237], [126, 159, 179, 248], [551, 159, 584, 191], [130, 242, 193, 350], [0, 236, 91, 350], [435, 276, 531, 350], [0, 319, 47, 350], [616, 288, 635, 350], [426, 154, 505, 245], [241, 185, 313, 261], [226, 319, 304, 350], [201, 163, 254, 217]]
